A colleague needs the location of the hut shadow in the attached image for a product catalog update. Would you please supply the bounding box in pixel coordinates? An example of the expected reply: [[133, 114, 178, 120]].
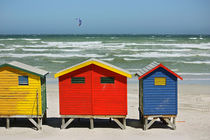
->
[[126, 118, 174, 130], [126, 118, 142, 128], [65, 118, 123, 129], [0, 118, 39, 130], [0, 118, 61, 130], [0, 118, 173, 130], [148, 121, 174, 130], [44, 118, 123, 129], [0, 118, 124, 129], [43, 117, 61, 128]]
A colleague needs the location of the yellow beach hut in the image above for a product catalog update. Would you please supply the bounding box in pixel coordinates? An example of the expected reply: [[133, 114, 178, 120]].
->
[[0, 61, 48, 130]]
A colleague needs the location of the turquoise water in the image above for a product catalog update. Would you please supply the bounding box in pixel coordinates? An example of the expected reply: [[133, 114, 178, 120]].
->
[[0, 35, 210, 81]]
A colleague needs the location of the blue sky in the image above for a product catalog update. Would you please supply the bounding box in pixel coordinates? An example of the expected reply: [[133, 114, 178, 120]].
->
[[0, 0, 210, 34]]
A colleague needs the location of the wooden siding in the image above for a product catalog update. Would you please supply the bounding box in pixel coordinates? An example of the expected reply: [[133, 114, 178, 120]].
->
[[142, 67, 177, 115], [59, 65, 92, 115], [59, 64, 127, 116], [92, 65, 127, 115], [41, 77, 47, 115], [139, 79, 143, 113], [0, 66, 42, 116]]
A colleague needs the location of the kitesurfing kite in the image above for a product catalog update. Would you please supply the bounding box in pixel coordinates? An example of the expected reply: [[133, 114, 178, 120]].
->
[[75, 18, 82, 26]]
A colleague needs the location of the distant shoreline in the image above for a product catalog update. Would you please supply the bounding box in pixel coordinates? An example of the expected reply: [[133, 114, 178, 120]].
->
[[0, 34, 210, 36]]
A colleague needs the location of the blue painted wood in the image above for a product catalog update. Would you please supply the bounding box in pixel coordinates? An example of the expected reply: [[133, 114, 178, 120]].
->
[[142, 67, 177, 115]]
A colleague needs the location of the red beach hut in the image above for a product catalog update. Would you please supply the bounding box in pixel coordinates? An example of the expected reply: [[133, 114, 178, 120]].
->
[[54, 58, 132, 129]]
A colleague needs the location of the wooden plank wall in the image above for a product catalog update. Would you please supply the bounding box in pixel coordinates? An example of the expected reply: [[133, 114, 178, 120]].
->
[[59, 64, 127, 116], [92, 65, 127, 115], [59, 65, 92, 115], [0, 66, 42, 116], [41, 77, 47, 115], [142, 67, 177, 115]]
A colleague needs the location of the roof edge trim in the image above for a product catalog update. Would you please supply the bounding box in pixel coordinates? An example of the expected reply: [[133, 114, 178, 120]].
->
[[0, 63, 49, 77], [138, 63, 183, 80], [54, 60, 132, 78]]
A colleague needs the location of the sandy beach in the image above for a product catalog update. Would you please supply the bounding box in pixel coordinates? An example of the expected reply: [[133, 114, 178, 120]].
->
[[0, 81, 209, 140], [1, 0, 210, 139]]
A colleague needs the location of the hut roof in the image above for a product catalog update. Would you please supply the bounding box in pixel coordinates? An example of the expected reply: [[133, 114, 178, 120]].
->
[[0, 61, 49, 77], [135, 61, 183, 80], [54, 58, 132, 78]]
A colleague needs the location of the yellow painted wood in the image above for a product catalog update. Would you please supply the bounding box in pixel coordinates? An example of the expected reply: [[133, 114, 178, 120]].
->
[[154, 77, 166, 85], [0, 66, 42, 116], [54, 60, 132, 78]]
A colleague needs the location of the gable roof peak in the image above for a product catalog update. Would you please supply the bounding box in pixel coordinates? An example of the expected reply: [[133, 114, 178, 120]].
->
[[55, 58, 132, 78], [135, 61, 183, 80], [0, 61, 49, 77]]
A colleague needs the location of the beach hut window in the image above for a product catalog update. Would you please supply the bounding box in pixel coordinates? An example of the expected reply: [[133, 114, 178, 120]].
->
[[154, 77, 166, 86], [101, 77, 114, 84], [18, 76, 29, 85], [71, 77, 85, 83]]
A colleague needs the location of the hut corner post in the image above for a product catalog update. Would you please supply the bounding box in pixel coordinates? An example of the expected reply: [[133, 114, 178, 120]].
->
[[90, 118, 94, 129], [61, 118, 75, 129], [88, 117, 126, 130], [143, 116, 176, 130], [61, 117, 95, 129], [28, 89, 42, 130], [60, 116, 126, 130], [113, 118, 126, 130], [36, 89, 42, 130], [6, 118, 10, 129]]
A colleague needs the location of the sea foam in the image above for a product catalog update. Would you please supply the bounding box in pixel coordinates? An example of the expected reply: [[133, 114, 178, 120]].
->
[[181, 61, 210, 64], [0, 38, 41, 41], [120, 43, 210, 50], [51, 61, 67, 63], [99, 58, 114, 61], [179, 73, 210, 76], [115, 52, 196, 58], [124, 58, 142, 61], [22, 48, 49, 52], [189, 37, 197, 40], [21, 38, 41, 41], [0, 48, 15, 51], [0, 38, 16, 41], [0, 53, 107, 58]]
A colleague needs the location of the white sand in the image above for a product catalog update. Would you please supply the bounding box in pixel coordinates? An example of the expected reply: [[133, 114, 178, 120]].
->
[[0, 83, 210, 140]]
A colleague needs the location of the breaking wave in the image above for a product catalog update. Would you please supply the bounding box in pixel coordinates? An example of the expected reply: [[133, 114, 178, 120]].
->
[[0, 53, 107, 58]]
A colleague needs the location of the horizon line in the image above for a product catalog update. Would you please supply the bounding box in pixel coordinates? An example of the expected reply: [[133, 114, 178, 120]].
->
[[0, 33, 210, 36]]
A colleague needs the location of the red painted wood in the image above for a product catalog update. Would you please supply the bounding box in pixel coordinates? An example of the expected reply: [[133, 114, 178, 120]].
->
[[59, 65, 92, 115], [92, 65, 127, 115], [59, 64, 127, 116]]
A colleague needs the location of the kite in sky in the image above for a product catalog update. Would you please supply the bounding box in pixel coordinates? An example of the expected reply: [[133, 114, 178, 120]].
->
[[75, 18, 82, 26]]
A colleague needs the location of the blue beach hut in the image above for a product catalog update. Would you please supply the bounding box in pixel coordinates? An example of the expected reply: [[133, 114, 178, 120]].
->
[[135, 61, 183, 130]]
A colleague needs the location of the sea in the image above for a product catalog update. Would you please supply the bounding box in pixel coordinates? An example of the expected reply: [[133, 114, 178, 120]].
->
[[0, 34, 210, 84]]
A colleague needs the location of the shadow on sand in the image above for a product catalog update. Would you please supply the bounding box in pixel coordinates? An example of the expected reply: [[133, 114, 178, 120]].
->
[[0, 117, 173, 130], [126, 118, 174, 130], [0, 118, 39, 130]]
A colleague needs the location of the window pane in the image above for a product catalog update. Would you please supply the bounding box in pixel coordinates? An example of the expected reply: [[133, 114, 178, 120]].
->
[[101, 77, 114, 84], [154, 77, 166, 85], [18, 76, 28, 85], [71, 77, 85, 83]]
